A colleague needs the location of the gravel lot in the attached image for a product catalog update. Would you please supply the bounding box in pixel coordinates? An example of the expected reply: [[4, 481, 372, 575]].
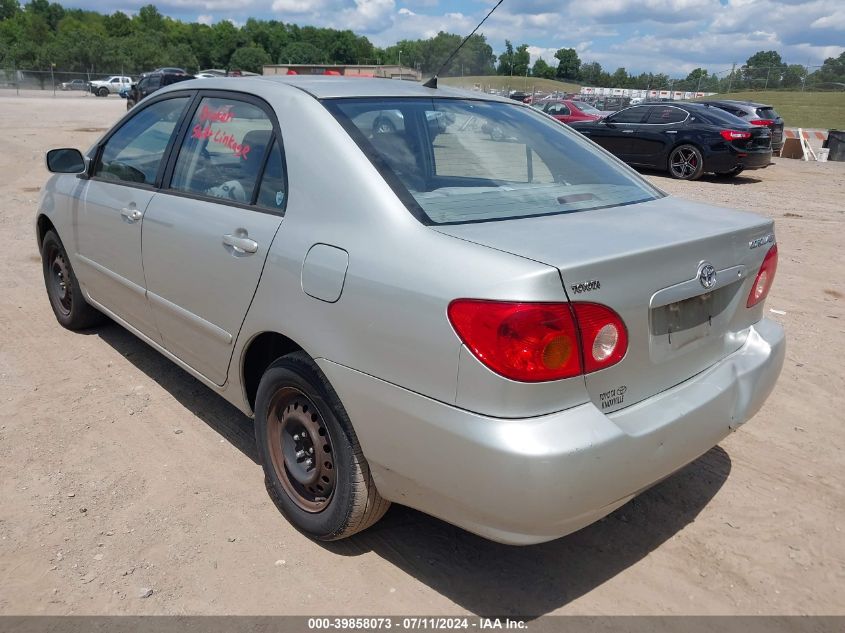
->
[[0, 95, 843, 616]]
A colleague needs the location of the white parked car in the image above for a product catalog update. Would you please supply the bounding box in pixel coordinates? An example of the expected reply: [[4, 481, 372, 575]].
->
[[89, 75, 133, 97]]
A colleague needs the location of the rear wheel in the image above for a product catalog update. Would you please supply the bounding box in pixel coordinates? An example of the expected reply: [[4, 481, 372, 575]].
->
[[255, 352, 389, 540], [715, 165, 744, 178], [668, 144, 704, 180], [41, 230, 104, 330]]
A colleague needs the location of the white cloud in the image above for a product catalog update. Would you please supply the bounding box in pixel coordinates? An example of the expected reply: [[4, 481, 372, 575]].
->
[[197, 13, 213, 24]]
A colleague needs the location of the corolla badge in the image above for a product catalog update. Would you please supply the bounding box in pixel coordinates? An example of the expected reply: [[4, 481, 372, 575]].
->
[[698, 262, 717, 289]]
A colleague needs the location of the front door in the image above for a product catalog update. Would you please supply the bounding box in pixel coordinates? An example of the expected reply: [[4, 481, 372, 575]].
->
[[628, 105, 689, 167], [75, 96, 191, 340], [141, 94, 287, 385], [583, 105, 650, 159]]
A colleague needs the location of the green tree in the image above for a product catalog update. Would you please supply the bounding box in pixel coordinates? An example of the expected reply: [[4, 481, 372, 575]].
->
[[579, 61, 602, 85], [229, 45, 270, 73], [531, 57, 555, 79], [0, 0, 20, 21], [496, 40, 514, 75], [610, 67, 628, 87], [279, 41, 322, 64], [554, 47, 580, 80]]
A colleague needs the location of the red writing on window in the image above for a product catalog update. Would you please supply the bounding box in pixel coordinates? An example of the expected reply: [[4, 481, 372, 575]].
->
[[192, 123, 251, 159], [199, 104, 234, 124]]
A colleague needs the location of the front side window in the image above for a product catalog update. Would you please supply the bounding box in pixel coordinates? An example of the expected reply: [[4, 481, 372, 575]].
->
[[170, 97, 274, 203], [94, 97, 188, 185], [327, 98, 662, 225], [572, 101, 601, 115]]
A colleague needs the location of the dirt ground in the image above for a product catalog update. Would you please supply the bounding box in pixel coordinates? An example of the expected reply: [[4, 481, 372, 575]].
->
[[0, 94, 843, 616]]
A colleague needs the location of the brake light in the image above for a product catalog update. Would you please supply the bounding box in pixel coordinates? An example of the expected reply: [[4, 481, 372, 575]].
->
[[447, 300, 627, 382], [746, 244, 778, 308], [720, 129, 752, 141], [750, 119, 774, 127]]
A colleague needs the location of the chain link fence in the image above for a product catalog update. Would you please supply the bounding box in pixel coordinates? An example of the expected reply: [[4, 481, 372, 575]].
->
[[0, 68, 138, 95]]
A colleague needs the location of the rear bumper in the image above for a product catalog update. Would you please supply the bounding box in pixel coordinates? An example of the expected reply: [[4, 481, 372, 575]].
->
[[707, 148, 772, 172], [319, 319, 785, 545]]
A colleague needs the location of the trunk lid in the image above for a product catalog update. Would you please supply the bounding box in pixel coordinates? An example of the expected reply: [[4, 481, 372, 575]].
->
[[435, 195, 775, 413]]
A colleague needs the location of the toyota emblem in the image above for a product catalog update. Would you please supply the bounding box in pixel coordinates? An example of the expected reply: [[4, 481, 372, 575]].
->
[[698, 262, 717, 289]]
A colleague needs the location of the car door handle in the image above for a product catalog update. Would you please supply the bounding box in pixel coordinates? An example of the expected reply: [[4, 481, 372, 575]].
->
[[120, 207, 142, 222], [666, 130, 678, 134], [622, 129, 635, 133], [222, 233, 258, 254]]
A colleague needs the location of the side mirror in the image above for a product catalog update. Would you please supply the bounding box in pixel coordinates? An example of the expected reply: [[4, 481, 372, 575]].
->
[[46, 148, 86, 174]]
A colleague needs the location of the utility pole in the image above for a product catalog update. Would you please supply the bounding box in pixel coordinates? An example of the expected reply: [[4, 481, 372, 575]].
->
[[764, 65, 771, 90], [727, 62, 736, 93]]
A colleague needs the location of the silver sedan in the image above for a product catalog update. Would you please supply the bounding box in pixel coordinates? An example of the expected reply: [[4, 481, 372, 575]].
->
[[37, 77, 784, 545]]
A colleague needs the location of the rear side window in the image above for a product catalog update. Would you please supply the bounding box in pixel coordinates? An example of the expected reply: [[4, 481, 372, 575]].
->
[[645, 106, 687, 124], [170, 97, 273, 204], [256, 139, 287, 211], [94, 97, 188, 185]]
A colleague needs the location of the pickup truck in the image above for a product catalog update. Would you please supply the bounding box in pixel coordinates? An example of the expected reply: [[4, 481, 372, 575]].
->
[[89, 76, 133, 97]]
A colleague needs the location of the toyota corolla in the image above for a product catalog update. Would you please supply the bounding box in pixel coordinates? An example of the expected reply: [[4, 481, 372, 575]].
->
[[37, 77, 784, 545]]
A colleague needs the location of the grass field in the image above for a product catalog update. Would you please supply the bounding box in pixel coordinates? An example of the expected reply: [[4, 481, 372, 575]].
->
[[440, 75, 581, 95], [697, 91, 845, 130]]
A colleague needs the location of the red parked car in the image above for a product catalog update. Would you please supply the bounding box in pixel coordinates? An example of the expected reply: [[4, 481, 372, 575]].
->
[[533, 99, 606, 124]]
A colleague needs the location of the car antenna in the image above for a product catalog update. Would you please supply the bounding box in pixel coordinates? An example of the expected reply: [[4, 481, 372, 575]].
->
[[422, 0, 505, 89]]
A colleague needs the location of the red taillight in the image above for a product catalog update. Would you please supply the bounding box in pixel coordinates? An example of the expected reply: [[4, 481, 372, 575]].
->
[[720, 129, 752, 141], [746, 244, 778, 308], [447, 300, 627, 382], [750, 119, 774, 127]]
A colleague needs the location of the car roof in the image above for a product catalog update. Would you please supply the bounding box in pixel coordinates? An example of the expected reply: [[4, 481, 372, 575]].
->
[[257, 76, 514, 102], [702, 99, 771, 109]]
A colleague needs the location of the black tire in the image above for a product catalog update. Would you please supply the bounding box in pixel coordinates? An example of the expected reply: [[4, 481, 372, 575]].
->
[[41, 230, 105, 330], [97, 87, 109, 97], [715, 165, 744, 178], [372, 117, 396, 135], [668, 144, 705, 180], [255, 351, 389, 540]]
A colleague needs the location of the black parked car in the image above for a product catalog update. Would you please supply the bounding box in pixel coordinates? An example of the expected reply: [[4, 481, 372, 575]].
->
[[569, 102, 772, 180], [126, 71, 193, 110], [697, 99, 784, 152]]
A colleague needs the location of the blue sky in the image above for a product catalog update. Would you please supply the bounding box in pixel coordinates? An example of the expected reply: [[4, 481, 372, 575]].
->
[[67, 0, 844, 74]]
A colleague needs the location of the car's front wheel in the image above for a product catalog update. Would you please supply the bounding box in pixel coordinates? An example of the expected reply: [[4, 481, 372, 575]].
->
[[255, 352, 389, 540], [41, 230, 105, 330], [97, 87, 109, 97], [668, 144, 704, 180]]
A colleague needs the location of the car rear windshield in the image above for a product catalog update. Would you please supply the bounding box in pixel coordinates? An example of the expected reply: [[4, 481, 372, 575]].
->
[[756, 107, 780, 120], [572, 101, 602, 115], [697, 105, 752, 127], [325, 98, 662, 225]]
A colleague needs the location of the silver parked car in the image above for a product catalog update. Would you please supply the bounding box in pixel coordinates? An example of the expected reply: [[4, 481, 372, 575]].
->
[[37, 77, 784, 545]]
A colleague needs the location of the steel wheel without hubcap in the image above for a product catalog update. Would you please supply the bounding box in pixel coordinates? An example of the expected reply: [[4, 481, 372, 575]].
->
[[266, 388, 336, 513], [47, 246, 72, 317], [669, 145, 703, 180]]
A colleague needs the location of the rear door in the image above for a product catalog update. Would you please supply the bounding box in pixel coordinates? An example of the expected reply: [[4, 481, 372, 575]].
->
[[76, 95, 191, 341], [140, 93, 287, 385]]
